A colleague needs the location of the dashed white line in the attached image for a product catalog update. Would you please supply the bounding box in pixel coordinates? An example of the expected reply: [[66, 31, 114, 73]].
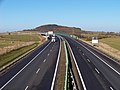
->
[[87, 59, 90, 62], [83, 53, 84, 55], [0, 42, 51, 90], [36, 68, 40, 74], [110, 87, 114, 90], [73, 39, 120, 75], [43, 59, 46, 62], [47, 53, 50, 56], [25, 86, 29, 90], [50, 49, 52, 52], [95, 68, 100, 74]]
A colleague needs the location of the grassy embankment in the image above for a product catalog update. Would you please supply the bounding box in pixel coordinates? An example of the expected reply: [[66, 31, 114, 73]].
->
[[0, 43, 37, 68], [100, 37, 120, 51], [78, 32, 120, 61], [0, 32, 45, 68]]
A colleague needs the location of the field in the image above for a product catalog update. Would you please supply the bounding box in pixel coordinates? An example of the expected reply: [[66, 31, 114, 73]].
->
[[0, 33, 40, 48], [0, 31, 45, 69], [0, 43, 38, 68], [79, 32, 119, 41], [100, 37, 120, 50]]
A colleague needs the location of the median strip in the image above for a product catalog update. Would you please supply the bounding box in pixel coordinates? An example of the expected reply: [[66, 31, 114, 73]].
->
[[63, 41, 69, 90], [54, 39, 65, 90]]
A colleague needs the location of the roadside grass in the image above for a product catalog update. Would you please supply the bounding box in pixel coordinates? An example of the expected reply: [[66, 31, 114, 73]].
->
[[0, 41, 13, 48], [0, 34, 40, 42], [80, 33, 118, 41], [0, 34, 40, 48], [0, 43, 38, 68], [100, 37, 120, 50]]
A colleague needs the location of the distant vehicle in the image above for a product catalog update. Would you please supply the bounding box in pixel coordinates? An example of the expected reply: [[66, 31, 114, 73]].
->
[[48, 31, 54, 36], [51, 36, 56, 42]]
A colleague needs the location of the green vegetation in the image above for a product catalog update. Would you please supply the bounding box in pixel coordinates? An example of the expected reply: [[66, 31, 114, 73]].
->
[[0, 34, 40, 42], [0, 34, 40, 48], [78, 32, 119, 41], [0, 41, 14, 48], [100, 37, 120, 50], [0, 43, 38, 68], [0, 32, 45, 68]]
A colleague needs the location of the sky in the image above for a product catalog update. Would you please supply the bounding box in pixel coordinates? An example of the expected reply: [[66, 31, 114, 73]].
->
[[0, 0, 120, 32]]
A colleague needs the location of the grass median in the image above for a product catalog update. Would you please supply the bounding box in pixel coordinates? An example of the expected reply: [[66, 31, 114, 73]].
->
[[0, 43, 38, 68]]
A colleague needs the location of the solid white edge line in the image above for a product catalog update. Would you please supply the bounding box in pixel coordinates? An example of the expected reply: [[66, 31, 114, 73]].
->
[[64, 38, 87, 90], [25, 86, 29, 90], [0, 42, 51, 90], [73, 38, 120, 76], [50, 36, 61, 90]]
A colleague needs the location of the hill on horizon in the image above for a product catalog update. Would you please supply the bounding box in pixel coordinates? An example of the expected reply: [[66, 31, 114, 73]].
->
[[25, 24, 82, 35]]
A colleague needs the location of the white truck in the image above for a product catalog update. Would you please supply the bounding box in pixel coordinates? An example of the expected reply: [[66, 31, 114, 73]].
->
[[51, 36, 56, 42], [48, 31, 54, 36]]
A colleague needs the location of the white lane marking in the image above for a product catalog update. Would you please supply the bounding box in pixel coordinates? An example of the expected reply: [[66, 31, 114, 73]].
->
[[47, 53, 50, 56], [43, 59, 46, 62], [95, 68, 100, 74], [83, 53, 84, 55], [36, 68, 40, 74], [50, 36, 61, 90], [110, 87, 114, 90], [65, 39, 87, 90], [50, 49, 52, 52], [25, 86, 29, 90], [74, 39, 120, 75], [0, 42, 51, 90], [87, 59, 90, 62]]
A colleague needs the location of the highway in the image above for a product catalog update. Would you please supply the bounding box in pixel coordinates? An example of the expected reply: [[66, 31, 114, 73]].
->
[[0, 37, 61, 90], [0, 35, 120, 90], [64, 36, 120, 90]]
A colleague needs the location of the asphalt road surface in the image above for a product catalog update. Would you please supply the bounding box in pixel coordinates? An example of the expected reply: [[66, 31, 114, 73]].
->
[[0, 35, 120, 90], [64, 36, 120, 90], [0, 37, 61, 90]]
